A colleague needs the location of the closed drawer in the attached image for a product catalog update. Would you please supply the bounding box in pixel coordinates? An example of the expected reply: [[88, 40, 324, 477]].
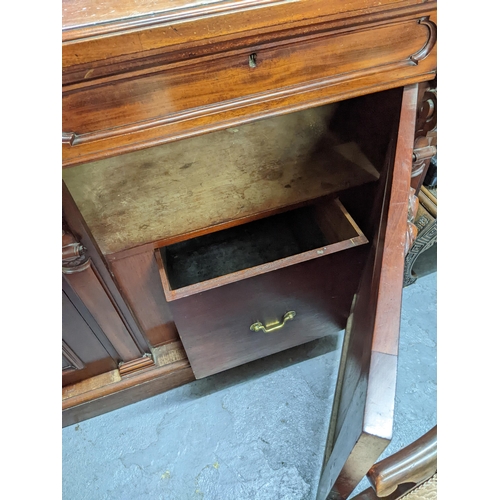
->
[[62, 12, 436, 166], [155, 197, 368, 378]]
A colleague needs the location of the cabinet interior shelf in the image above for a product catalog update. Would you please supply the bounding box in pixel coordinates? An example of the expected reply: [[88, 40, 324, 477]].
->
[[63, 103, 380, 255]]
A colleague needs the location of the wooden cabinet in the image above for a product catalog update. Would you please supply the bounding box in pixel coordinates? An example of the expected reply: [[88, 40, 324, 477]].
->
[[62, 1, 436, 498]]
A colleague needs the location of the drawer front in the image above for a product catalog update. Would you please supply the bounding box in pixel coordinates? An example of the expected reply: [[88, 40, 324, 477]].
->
[[169, 247, 367, 378], [62, 0, 429, 62], [62, 12, 436, 166]]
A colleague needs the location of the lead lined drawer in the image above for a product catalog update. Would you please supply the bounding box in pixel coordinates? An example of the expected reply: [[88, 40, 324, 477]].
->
[[155, 197, 368, 377]]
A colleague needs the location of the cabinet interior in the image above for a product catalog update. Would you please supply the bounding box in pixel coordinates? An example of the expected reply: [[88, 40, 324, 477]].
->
[[62, 94, 396, 257]]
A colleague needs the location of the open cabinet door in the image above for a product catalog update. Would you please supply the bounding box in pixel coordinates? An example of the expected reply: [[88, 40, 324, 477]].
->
[[317, 84, 419, 500]]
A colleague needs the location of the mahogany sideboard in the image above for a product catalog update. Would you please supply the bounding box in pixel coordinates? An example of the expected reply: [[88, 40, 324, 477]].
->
[[62, 1, 437, 498]]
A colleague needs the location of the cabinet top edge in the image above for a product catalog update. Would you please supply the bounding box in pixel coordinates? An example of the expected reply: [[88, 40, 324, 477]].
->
[[62, 0, 432, 42]]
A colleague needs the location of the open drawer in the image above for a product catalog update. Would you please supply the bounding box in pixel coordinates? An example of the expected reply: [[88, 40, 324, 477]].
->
[[155, 197, 368, 378]]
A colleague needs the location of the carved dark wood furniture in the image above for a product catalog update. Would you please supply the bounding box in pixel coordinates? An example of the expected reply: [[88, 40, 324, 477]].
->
[[62, 1, 437, 498]]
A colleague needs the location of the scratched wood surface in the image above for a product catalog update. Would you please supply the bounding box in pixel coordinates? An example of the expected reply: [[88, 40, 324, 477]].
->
[[63, 0, 224, 30], [63, 104, 379, 255], [62, 0, 426, 43]]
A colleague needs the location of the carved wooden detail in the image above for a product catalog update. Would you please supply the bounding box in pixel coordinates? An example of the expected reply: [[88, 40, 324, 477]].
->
[[411, 83, 437, 191], [62, 1, 437, 80], [404, 188, 437, 287], [63, 183, 150, 355], [62, 224, 90, 274], [409, 18, 437, 64], [62, 206, 148, 363], [405, 187, 419, 255]]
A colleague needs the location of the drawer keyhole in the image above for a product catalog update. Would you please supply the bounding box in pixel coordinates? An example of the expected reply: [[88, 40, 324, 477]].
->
[[249, 53, 257, 68]]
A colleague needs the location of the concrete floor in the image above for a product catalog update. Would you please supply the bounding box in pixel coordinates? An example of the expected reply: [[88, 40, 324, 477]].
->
[[62, 271, 436, 500]]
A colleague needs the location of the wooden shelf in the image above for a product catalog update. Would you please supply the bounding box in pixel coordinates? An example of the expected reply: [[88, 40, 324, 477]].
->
[[63, 104, 379, 255]]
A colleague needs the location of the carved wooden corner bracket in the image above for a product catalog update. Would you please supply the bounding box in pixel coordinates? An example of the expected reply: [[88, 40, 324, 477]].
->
[[415, 86, 437, 141], [405, 80, 437, 279], [410, 18, 437, 64]]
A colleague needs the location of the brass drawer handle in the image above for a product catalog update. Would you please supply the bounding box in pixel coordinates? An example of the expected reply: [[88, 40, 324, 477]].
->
[[250, 311, 296, 333]]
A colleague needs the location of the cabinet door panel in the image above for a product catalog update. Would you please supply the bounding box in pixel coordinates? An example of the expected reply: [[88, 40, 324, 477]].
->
[[62, 290, 117, 387], [317, 84, 418, 500]]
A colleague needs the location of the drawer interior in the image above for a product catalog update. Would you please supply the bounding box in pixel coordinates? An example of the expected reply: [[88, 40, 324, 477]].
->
[[156, 197, 367, 300]]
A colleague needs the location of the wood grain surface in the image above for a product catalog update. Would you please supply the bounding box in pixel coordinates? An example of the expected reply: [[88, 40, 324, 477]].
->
[[62, 0, 432, 66], [63, 18, 430, 137], [62, 361, 194, 426], [62, 342, 195, 426], [61, 0, 437, 433], [62, 1, 436, 166], [317, 84, 418, 500], [64, 264, 143, 362], [109, 251, 180, 347], [168, 244, 368, 378]]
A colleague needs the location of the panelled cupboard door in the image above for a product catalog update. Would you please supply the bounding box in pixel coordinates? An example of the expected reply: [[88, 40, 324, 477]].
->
[[317, 84, 418, 500], [62, 284, 118, 387]]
